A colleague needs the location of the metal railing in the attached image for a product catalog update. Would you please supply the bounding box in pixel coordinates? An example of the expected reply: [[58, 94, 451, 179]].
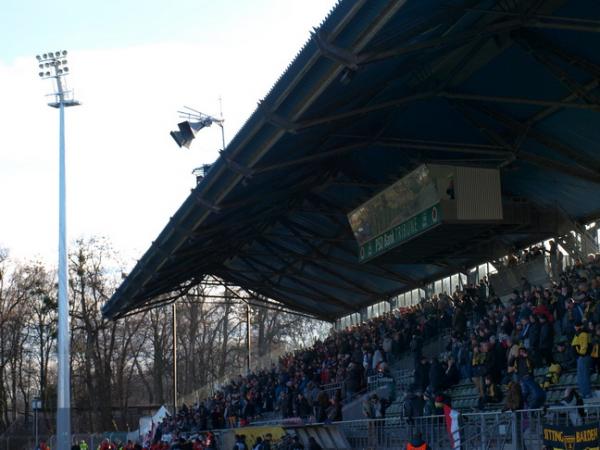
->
[[339, 403, 600, 450], [199, 403, 600, 450]]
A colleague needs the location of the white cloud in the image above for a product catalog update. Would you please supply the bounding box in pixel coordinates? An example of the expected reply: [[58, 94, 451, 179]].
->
[[0, 1, 338, 266]]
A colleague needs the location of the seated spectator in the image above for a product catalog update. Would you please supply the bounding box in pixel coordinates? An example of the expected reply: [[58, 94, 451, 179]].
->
[[542, 363, 562, 390], [554, 338, 576, 371]]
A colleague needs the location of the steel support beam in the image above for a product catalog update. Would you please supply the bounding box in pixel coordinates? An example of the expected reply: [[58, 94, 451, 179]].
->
[[252, 138, 512, 174], [312, 30, 359, 70], [356, 19, 521, 65], [235, 254, 345, 308], [441, 91, 600, 111], [280, 218, 384, 298], [472, 104, 600, 175], [243, 239, 360, 310]]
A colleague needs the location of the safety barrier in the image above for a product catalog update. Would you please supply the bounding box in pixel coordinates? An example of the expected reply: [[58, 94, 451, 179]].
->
[[340, 403, 600, 450], [218, 402, 600, 449]]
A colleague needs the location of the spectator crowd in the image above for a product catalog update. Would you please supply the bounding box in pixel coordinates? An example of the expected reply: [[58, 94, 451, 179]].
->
[[403, 249, 600, 424], [139, 242, 600, 448]]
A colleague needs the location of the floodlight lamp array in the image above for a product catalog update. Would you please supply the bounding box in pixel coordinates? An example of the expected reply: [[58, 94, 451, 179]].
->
[[36, 50, 70, 79]]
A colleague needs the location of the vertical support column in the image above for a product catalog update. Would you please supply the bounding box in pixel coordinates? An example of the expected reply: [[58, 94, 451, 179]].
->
[[246, 302, 251, 373], [56, 98, 71, 450], [172, 302, 177, 414], [360, 307, 368, 323], [512, 411, 523, 450], [34, 406, 38, 448], [480, 412, 486, 449]]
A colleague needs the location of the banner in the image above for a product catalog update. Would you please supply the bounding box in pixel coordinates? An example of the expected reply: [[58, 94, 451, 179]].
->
[[543, 422, 599, 450], [443, 404, 461, 449]]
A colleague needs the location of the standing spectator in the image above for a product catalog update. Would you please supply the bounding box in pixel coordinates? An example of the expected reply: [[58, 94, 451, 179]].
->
[[291, 436, 304, 450], [402, 388, 424, 424], [410, 334, 423, 369], [478, 375, 502, 410], [572, 320, 593, 398], [428, 357, 445, 393], [527, 315, 541, 365], [520, 376, 546, 408], [372, 345, 385, 371], [508, 346, 533, 380], [452, 306, 467, 338], [252, 437, 264, 450], [443, 356, 460, 389], [503, 381, 523, 412], [382, 334, 393, 362], [406, 432, 431, 450], [471, 344, 486, 397], [326, 397, 343, 422], [538, 314, 554, 366], [415, 356, 430, 393], [316, 390, 329, 422], [233, 434, 248, 450], [549, 240, 560, 279], [591, 325, 600, 374], [559, 388, 584, 426], [294, 393, 311, 419], [344, 362, 361, 401]]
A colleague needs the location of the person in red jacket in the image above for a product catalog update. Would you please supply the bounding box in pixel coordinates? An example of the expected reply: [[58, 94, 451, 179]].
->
[[37, 440, 51, 450], [406, 432, 431, 450]]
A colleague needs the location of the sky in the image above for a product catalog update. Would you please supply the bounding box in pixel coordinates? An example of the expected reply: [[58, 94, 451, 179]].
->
[[0, 0, 339, 267]]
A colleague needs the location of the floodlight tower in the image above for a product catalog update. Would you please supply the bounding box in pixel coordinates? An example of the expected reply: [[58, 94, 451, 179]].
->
[[36, 50, 79, 450]]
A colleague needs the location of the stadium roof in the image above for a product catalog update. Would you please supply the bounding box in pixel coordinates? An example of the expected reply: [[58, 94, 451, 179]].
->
[[103, 0, 600, 321]]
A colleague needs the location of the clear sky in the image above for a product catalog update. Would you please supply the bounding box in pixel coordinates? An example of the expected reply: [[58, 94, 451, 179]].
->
[[0, 0, 338, 266]]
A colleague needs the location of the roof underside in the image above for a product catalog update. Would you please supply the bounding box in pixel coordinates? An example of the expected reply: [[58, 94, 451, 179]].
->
[[103, 0, 600, 321]]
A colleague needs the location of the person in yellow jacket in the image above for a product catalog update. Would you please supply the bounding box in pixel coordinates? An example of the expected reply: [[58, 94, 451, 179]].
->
[[572, 320, 593, 398], [80, 441, 88, 450], [591, 325, 600, 374]]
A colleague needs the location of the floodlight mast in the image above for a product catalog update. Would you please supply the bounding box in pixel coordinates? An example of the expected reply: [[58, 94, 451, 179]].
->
[[36, 49, 79, 450]]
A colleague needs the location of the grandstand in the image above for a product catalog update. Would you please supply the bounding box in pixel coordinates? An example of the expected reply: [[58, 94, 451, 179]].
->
[[100, 0, 600, 448]]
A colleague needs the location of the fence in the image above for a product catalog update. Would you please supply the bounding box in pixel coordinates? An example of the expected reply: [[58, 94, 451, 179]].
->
[[340, 403, 600, 450], [219, 403, 600, 449]]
